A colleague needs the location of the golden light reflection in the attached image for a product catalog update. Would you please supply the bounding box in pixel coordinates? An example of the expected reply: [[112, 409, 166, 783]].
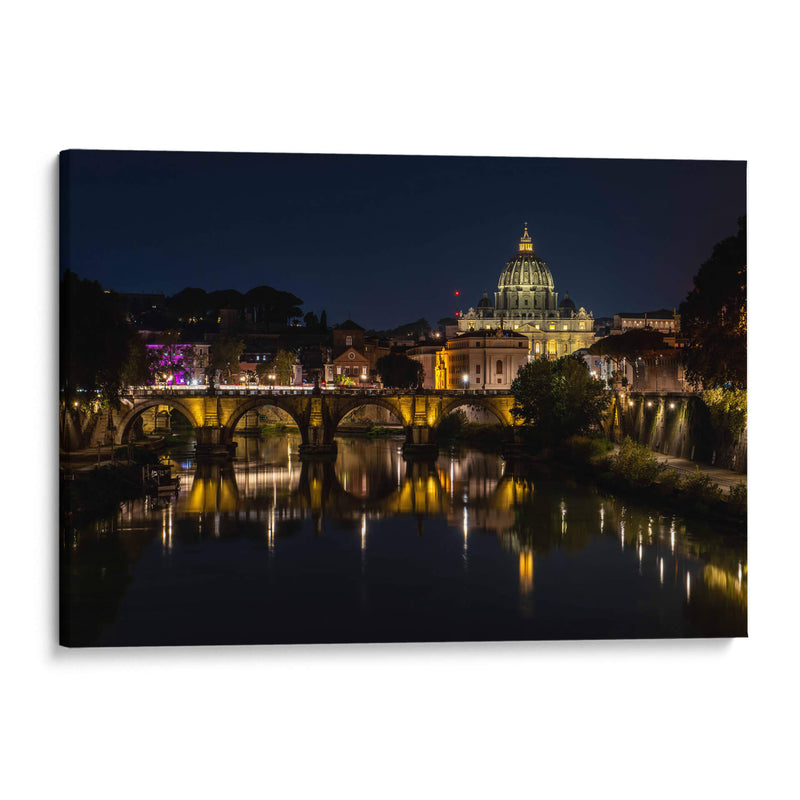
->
[[519, 549, 534, 595]]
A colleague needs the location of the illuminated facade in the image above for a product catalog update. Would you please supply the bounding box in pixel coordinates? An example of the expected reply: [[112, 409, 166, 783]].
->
[[434, 328, 529, 389], [145, 342, 210, 385], [458, 225, 595, 358]]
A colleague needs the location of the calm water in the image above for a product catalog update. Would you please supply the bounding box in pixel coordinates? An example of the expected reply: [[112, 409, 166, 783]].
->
[[61, 435, 747, 646]]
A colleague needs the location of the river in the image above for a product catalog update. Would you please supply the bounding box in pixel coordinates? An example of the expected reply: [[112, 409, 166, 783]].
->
[[60, 434, 747, 646]]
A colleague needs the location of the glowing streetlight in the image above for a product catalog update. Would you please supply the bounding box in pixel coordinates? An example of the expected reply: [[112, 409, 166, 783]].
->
[[462, 373, 469, 390]]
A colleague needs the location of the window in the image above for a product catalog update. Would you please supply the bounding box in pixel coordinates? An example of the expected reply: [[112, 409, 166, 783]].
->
[[344, 367, 350, 375], [549, 324, 555, 330], [336, 367, 341, 375], [476, 364, 481, 374], [346, 336, 353, 346], [496, 360, 503, 375]]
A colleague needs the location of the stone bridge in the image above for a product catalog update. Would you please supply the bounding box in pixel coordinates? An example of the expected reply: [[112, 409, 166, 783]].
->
[[112, 386, 519, 458]]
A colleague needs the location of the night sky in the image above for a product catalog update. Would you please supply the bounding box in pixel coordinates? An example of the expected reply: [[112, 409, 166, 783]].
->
[[60, 150, 745, 331]]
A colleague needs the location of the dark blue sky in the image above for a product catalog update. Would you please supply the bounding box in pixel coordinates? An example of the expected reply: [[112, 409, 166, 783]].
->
[[60, 150, 745, 330]]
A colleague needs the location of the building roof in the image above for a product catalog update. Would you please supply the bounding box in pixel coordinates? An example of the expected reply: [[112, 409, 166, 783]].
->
[[335, 319, 365, 331], [451, 328, 528, 342]]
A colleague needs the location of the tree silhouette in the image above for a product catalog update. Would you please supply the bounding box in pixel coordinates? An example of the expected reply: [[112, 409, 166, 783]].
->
[[679, 217, 746, 388]]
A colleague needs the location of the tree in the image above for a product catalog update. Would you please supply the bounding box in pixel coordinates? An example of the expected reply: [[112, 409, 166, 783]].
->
[[60, 270, 141, 406], [272, 349, 297, 385], [120, 334, 158, 387], [304, 311, 320, 328], [211, 337, 244, 378], [376, 352, 424, 388], [167, 287, 209, 322], [320, 310, 328, 332], [510, 356, 611, 444], [679, 217, 746, 388]]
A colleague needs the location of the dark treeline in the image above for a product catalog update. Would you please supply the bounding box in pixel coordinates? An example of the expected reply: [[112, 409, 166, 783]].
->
[[131, 284, 318, 338]]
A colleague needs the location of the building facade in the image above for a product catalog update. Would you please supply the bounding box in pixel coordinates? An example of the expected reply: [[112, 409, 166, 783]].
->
[[434, 328, 529, 390], [612, 309, 678, 335], [458, 225, 595, 358]]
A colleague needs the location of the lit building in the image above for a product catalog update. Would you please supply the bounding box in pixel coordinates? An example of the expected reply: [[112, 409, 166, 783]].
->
[[611, 309, 678, 335], [406, 340, 442, 389], [458, 224, 595, 358], [434, 328, 529, 390], [145, 342, 210, 385]]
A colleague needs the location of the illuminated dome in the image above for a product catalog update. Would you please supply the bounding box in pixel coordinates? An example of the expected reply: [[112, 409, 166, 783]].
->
[[494, 224, 559, 314], [497, 224, 555, 291]]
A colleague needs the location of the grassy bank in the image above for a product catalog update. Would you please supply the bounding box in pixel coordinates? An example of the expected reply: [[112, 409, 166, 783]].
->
[[552, 436, 746, 532]]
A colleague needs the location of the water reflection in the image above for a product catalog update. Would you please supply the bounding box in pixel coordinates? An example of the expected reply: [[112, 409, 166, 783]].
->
[[61, 434, 747, 645]]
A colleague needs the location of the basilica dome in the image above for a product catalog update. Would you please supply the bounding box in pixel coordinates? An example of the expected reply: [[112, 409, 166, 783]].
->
[[497, 224, 555, 291]]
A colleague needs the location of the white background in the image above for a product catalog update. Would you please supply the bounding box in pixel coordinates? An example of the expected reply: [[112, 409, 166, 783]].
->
[[2, 2, 797, 798]]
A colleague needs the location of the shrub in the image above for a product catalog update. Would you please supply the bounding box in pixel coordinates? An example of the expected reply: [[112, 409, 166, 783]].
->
[[562, 435, 613, 463], [681, 468, 724, 507], [610, 437, 666, 488], [657, 469, 684, 494], [436, 410, 468, 440], [727, 482, 747, 516]]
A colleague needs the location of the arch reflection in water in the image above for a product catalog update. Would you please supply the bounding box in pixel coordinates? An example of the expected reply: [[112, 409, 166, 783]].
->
[[61, 435, 747, 645]]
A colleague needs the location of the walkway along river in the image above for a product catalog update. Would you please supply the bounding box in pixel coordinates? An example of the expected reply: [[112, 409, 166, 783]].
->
[[60, 434, 747, 646]]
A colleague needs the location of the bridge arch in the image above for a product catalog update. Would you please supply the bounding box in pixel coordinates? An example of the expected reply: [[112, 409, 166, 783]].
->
[[115, 398, 202, 445], [329, 396, 410, 433], [222, 396, 308, 443], [434, 397, 513, 429]]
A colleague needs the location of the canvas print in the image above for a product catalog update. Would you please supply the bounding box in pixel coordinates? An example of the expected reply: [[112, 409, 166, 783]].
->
[[59, 150, 747, 646]]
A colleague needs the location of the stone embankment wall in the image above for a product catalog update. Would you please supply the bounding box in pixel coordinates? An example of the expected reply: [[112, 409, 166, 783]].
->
[[604, 391, 747, 473]]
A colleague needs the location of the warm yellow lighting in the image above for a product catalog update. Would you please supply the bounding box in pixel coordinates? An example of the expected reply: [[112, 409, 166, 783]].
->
[[647, 401, 653, 407], [518, 223, 533, 252]]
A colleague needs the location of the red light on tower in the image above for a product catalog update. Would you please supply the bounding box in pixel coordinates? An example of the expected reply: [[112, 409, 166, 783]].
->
[[455, 290, 460, 296]]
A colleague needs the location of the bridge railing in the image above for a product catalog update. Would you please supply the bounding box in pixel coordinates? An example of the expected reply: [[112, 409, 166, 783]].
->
[[127, 386, 511, 398]]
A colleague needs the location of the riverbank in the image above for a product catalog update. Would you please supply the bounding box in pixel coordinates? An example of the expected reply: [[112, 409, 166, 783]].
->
[[549, 436, 746, 533], [60, 443, 165, 525]]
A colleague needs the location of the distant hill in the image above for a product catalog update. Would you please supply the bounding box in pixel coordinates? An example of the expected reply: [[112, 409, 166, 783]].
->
[[366, 318, 432, 339]]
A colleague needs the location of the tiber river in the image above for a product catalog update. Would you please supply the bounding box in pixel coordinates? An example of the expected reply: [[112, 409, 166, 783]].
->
[[61, 434, 747, 646]]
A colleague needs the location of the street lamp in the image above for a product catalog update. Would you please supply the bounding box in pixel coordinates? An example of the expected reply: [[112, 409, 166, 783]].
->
[[269, 373, 276, 389], [462, 373, 469, 390]]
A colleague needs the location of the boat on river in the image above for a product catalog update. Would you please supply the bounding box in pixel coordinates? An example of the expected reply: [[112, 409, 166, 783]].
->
[[142, 463, 180, 497]]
